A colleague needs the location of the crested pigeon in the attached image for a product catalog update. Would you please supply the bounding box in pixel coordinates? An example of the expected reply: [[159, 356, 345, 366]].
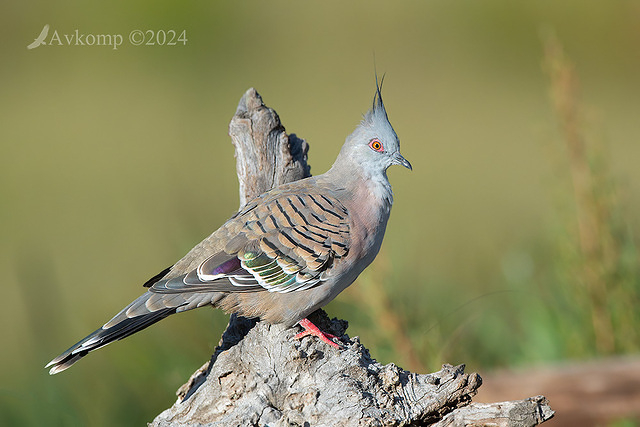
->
[[46, 81, 411, 375]]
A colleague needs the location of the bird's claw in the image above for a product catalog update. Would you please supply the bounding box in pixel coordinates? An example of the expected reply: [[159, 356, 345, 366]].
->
[[294, 318, 343, 349]]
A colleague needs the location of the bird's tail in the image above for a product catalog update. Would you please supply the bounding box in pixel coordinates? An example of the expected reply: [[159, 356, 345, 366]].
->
[[46, 293, 182, 375]]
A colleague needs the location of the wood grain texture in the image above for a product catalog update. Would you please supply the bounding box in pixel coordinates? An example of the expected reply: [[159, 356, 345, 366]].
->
[[229, 88, 310, 207]]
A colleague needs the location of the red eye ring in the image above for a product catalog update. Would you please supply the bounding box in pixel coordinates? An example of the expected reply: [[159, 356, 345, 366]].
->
[[369, 138, 384, 152]]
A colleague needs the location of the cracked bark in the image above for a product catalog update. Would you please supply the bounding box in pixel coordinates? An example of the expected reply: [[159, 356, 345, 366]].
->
[[150, 88, 554, 427]]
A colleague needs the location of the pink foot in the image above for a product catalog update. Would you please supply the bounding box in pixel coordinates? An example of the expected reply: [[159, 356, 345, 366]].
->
[[294, 318, 342, 348]]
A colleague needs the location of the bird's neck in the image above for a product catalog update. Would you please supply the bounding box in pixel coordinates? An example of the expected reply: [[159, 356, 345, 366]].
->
[[325, 159, 394, 207]]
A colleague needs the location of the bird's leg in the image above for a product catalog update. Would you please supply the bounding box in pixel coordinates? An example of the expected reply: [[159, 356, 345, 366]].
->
[[294, 318, 342, 348]]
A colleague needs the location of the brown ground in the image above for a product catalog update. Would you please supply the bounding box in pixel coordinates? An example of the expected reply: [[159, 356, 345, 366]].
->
[[475, 356, 640, 426]]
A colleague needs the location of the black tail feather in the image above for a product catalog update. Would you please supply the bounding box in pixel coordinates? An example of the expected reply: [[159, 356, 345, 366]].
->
[[46, 307, 176, 374]]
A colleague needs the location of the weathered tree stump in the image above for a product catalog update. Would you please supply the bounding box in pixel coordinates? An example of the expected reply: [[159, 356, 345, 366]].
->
[[150, 89, 554, 426]]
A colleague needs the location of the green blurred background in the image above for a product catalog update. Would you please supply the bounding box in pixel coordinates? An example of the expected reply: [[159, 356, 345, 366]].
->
[[2, 1, 640, 425]]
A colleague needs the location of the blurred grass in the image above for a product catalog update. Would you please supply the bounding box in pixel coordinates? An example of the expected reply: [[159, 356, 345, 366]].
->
[[2, 1, 640, 425], [540, 32, 640, 357]]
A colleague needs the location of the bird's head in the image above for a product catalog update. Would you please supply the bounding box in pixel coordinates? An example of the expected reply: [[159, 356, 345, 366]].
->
[[337, 77, 412, 176]]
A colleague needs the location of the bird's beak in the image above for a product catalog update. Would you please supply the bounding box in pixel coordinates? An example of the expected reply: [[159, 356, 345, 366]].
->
[[393, 153, 412, 170]]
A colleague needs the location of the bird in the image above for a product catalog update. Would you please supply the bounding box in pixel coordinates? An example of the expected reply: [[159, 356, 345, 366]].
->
[[46, 80, 411, 375], [27, 24, 49, 50]]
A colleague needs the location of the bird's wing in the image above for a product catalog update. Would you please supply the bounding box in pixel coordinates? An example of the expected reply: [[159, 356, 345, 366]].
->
[[47, 190, 351, 373], [147, 189, 351, 296], [37, 24, 50, 40]]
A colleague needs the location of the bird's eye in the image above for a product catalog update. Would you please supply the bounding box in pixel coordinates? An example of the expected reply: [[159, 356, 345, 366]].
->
[[368, 138, 384, 152]]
